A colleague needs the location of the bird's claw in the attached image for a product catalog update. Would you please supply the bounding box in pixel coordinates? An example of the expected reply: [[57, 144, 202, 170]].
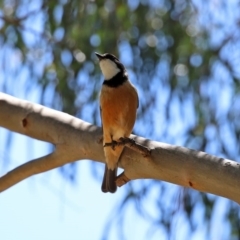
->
[[103, 140, 118, 150], [111, 140, 118, 150]]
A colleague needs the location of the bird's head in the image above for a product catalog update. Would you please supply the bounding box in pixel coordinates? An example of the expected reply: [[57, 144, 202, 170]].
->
[[95, 52, 125, 80]]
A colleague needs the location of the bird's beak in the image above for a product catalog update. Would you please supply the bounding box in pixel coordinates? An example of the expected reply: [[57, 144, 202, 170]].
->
[[95, 52, 104, 60]]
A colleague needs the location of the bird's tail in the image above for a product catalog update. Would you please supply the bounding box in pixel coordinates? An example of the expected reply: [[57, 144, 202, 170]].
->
[[101, 165, 117, 193]]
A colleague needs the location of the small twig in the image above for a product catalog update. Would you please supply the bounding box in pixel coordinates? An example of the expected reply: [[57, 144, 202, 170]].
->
[[103, 137, 151, 188], [104, 137, 151, 157], [116, 172, 130, 187]]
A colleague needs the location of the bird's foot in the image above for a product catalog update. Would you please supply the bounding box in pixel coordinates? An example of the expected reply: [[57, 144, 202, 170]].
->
[[111, 140, 118, 150], [104, 140, 118, 150], [119, 137, 135, 146], [104, 137, 151, 157]]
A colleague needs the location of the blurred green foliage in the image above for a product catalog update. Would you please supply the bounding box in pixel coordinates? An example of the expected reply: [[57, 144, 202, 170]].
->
[[0, 0, 240, 239]]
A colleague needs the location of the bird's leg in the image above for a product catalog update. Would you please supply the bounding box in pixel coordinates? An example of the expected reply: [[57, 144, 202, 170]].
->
[[103, 136, 118, 150], [104, 137, 151, 157], [119, 137, 151, 157], [110, 135, 118, 150], [103, 140, 120, 150]]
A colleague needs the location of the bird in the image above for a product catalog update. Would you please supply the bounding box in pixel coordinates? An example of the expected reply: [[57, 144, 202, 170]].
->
[[95, 52, 138, 193]]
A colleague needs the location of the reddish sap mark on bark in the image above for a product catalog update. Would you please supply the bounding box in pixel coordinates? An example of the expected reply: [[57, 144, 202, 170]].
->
[[189, 181, 193, 187], [22, 118, 27, 127]]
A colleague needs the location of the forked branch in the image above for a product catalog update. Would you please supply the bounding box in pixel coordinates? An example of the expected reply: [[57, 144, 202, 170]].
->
[[0, 93, 240, 204]]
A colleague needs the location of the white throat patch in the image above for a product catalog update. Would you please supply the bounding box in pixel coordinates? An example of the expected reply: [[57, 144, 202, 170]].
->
[[99, 59, 120, 80]]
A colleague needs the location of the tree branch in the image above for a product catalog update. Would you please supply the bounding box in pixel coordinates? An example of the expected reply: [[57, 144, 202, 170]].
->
[[0, 92, 240, 204], [104, 137, 151, 157]]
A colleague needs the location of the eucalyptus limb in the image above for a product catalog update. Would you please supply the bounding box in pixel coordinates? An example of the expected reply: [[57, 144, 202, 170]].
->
[[0, 93, 240, 204]]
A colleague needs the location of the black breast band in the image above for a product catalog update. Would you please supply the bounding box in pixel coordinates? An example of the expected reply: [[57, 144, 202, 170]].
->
[[103, 72, 128, 88]]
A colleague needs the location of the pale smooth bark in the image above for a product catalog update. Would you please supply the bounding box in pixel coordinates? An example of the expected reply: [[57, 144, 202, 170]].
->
[[0, 92, 240, 203]]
